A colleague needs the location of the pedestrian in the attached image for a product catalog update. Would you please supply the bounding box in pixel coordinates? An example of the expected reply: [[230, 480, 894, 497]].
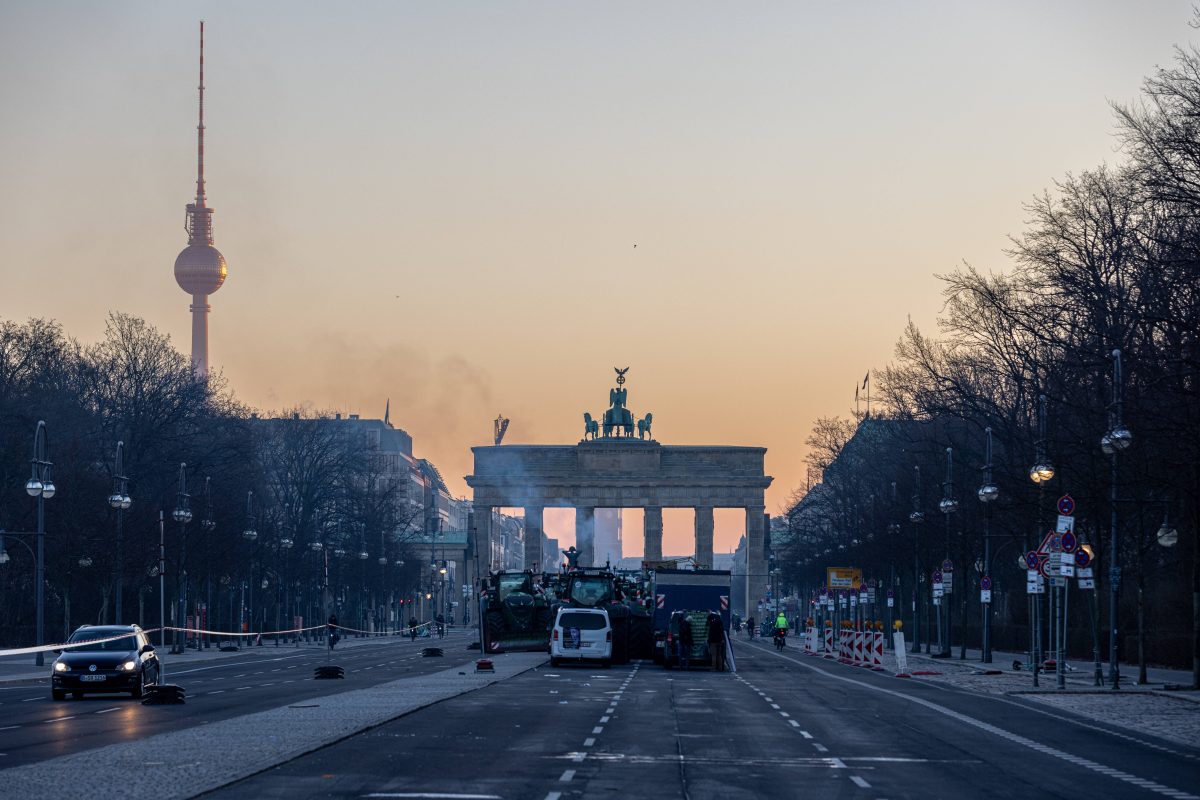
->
[[677, 614, 694, 669], [408, 615, 419, 642], [435, 613, 446, 639], [745, 615, 756, 639], [707, 613, 726, 671]]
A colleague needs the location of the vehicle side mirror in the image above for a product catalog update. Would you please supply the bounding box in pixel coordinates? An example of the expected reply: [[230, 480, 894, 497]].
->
[[140, 644, 155, 654]]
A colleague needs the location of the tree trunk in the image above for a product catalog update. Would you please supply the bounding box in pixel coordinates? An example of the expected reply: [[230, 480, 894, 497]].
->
[[1137, 576, 1147, 685]]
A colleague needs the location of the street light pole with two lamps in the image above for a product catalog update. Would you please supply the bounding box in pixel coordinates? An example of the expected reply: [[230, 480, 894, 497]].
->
[[27, 421, 56, 666], [1100, 348, 1132, 690]]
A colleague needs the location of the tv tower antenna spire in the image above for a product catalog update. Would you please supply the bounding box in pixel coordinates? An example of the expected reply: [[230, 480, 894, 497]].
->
[[174, 20, 228, 377]]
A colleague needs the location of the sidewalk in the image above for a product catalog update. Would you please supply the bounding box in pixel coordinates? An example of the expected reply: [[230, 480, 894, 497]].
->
[[892, 644, 1200, 751], [903, 642, 1194, 689]]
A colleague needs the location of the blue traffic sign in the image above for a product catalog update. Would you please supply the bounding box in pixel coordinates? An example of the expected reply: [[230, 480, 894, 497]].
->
[[1061, 531, 1077, 553], [1057, 494, 1076, 516], [980, 576, 993, 590]]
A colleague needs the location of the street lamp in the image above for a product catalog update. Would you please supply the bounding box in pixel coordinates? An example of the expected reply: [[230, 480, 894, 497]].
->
[[909, 465, 925, 654], [172, 463, 192, 654], [1156, 512, 1178, 548], [938, 447, 958, 658], [977, 427, 999, 664], [1102, 348, 1130, 690], [242, 491, 258, 541], [107, 441, 132, 624], [27, 421, 54, 665]]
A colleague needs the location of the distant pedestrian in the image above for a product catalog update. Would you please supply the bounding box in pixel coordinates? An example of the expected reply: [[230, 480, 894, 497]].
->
[[677, 615, 694, 669], [707, 613, 726, 671], [435, 613, 446, 639], [408, 616, 419, 642], [327, 613, 340, 649], [745, 616, 756, 639]]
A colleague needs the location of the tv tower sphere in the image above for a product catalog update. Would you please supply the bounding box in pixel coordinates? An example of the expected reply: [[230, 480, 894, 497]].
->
[[174, 243, 227, 295]]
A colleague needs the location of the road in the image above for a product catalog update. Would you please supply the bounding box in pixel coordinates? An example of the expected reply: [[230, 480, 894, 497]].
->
[[3, 633, 1197, 799], [0, 632, 464, 769], [204, 637, 1199, 800]]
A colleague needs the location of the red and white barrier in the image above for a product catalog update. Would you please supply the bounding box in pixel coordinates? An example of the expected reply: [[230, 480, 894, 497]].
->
[[823, 626, 834, 658], [871, 631, 885, 670]]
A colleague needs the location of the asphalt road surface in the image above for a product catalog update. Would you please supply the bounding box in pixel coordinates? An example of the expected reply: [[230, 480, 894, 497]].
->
[[203, 638, 1199, 800], [0, 632, 464, 769]]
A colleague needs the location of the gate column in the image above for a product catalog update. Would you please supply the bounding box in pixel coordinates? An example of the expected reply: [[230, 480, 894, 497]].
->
[[745, 505, 766, 617], [643, 506, 663, 562], [694, 505, 714, 569], [576, 506, 596, 567], [523, 506, 544, 572]]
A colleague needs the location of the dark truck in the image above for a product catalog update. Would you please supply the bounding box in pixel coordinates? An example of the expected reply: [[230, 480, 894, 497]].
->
[[651, 568, 731, 664]]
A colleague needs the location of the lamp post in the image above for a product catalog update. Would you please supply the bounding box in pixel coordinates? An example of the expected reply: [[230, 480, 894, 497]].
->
[[27, 421, 55, 666], [200, 477, 215, 647], [1028, 394, 1055, 687], [938, 447, 959, 658], [242, 490, 257, 640], [909, 465, 925, 655], [977, 427, 999, 664], [108, 441, 132, 624], [1100, 348, 1132, 690], [172, 463, 193, 654]]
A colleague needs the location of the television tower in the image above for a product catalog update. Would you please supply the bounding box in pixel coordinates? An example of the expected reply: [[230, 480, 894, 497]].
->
[[173, 21, 227, 377]]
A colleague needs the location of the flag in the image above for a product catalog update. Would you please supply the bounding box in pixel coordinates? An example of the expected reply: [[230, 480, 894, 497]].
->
[[855, 384, 859, 403], [862, 372, 869, 390]]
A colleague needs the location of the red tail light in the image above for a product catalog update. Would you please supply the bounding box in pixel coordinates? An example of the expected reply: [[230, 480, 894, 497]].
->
[[552, 629, 558, 641], [667, 632, 673, 643], [606, 631, 612, 642]]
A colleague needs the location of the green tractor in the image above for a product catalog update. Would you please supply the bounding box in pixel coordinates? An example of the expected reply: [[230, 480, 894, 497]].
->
[[556, 567, 654, 664], [481, 570, 553, 653]]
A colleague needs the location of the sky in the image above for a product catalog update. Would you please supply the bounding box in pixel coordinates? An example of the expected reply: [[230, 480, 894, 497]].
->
[[1, 1, 1193, 556]]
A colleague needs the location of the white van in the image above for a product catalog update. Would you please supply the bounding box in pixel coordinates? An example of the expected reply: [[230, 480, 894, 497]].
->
[[550, 607, 612, 667]]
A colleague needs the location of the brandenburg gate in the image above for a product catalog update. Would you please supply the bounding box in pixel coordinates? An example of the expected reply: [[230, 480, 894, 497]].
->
[[465, 368, 773, 615]]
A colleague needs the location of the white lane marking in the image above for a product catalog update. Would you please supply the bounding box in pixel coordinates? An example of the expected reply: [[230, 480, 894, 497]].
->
[[813, 743, 828, 753], [0, 725, 19, 730], [22, 698, 37, 702], [559, 769, 576, 782], [363, 794, 503, 799], [235, 686, 251, 691], [600, 716, 610, 723], [850, 776, 870, 788], [779, 712, 790, 718], [758, 644, 1200, 800], [96, 707, 120, 714], [45, 715, 74, 723], [799, 730, 813, 739], [592, 726, 603, 734], [788, 720, 800, 728], [208, 690, 225, 695], [583, 737, 596, 747], [545, 793, 562, 800], [770, 703, 780, 709]]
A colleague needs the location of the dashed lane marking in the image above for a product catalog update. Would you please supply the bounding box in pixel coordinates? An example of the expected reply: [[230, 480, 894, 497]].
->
[[788, 720, 800, 728], [96, 707, 120, 714], [583, 737, 595, 747], [757, 644, 1200, 800], [600, 716, 610, 723], [850, 776, 871, 788], [544, 793, 562, 800], [559, 769, 575, 782], [45, 716, 74, 723], [0, 726, 20, 731], [592, 727, 603, 735], [813, 743, 829, 753]]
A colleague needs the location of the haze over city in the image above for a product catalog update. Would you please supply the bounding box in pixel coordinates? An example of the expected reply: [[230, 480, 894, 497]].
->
[[0, 1, 1191, 556]]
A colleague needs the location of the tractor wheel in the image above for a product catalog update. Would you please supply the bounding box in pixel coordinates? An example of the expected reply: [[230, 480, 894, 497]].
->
[[485, 610, 506, 650], [628, 614, 654, 660]]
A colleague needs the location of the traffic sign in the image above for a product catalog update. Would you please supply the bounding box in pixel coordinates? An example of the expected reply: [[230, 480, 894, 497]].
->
[[942, 558, 954, 572], [1025, 551, 1040, 570], [1059, 557, 1075, 578], [1057, 495, 1075, 516], [1075, 549, 1092, 568], [980, 589, 992, 604], [1060, 531, 1077, 553], [932, 570, 943, 583], [980, 576, 992, 590]]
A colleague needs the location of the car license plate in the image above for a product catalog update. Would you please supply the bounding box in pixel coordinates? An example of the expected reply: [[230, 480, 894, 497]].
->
[[80, 675, 106, 682]]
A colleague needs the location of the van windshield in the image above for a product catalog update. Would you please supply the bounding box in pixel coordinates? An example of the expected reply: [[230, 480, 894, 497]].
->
[[558, 612, 607, 630]]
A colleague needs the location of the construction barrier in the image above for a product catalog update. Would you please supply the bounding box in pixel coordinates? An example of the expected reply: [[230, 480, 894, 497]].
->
[[804, 626, 816, 654], [823, 625, 834, 658], [871, 631, 885, 670]]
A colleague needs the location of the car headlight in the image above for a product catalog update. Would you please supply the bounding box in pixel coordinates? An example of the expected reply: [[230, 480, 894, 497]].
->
[[122, 661, 137, 671], [53, 662, 68, 673]]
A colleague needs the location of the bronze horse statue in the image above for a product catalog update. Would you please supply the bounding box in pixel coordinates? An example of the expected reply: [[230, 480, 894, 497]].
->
[[583, 413, 599, 440], [637, 412, 653, 440]]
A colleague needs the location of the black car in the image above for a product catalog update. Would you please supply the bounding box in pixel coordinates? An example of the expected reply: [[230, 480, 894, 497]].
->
[[51, 625, 160, 700]]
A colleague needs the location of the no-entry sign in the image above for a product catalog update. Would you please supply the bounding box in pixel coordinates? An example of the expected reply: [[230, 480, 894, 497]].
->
[[1057, 495, 1076, 516]]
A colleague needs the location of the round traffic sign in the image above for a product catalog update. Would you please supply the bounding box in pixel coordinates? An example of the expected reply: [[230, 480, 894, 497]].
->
[[980, 576, 992, 590], [1049, 534, 1063, 552], [932, 570, 943, 583], [1025, 551, 1040, 570], [1057, 495, 1076, 516], [942, 559, 954, 571], [1075, 549, 1092, 568], [886, 588, 894, 597], [1060, 531, 1077, 553]]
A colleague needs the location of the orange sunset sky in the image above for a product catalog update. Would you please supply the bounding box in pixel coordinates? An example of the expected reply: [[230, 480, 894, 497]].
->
[[1, 1, 1192, 555]]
